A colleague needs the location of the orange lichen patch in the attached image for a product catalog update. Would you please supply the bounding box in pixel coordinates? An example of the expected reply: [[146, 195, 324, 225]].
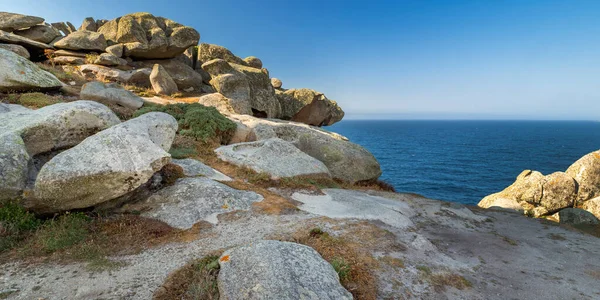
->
[[219, 255, 230, 263]]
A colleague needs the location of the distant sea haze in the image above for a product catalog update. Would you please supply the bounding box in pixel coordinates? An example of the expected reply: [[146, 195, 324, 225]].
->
[[328, 120, 600, 205]]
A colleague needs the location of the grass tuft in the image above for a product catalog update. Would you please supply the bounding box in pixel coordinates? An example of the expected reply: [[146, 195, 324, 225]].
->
[[331, 257, 351, 280], [154, 253, 221, 300], [26, 212, 90, 254]]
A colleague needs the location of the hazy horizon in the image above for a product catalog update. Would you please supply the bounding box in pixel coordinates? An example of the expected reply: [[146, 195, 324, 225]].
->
[[342, 112, 600, 121], [2, 0, 599, 120]]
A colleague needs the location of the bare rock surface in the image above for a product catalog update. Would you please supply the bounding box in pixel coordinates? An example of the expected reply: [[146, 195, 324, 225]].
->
[[171, 158, 231, 181], [566, 150, 600, 205], [78, 64, 152, 87], [0, 30, 52, 53], [218, 240, 352, 300], [292, 189, 415, 228], [132, 177, 263, 228], [3, 190, 600, 300]]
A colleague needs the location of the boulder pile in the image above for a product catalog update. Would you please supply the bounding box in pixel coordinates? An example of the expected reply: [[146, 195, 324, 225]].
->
[[478, 150, 600, 222], [0, 11, 344, 127]]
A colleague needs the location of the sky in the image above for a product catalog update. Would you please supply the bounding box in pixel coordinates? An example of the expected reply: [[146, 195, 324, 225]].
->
[[2, 0, 599, 120]]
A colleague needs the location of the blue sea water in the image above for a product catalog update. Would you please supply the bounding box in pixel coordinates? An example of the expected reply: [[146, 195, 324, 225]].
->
[[327, 120, 600, 205]]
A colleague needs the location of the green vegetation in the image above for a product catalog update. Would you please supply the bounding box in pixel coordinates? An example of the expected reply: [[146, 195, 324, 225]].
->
[[134, 103, 237, 144], [0, 201, 42, 251], [154, 254, 221, 300], [330, 257, 351, 280], [0, 200, 177, 271], [169, 145, 198, 159], [28, 213, 90, 254], [4, 92, 62, 108], [309, 227, 324, 237]]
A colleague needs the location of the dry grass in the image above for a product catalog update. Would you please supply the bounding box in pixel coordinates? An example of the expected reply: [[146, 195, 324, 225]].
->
[[220, 180, 299, 215], [153, 251, 222, 300], [36, 63, 87, 86], [417, 266, 472, 292]]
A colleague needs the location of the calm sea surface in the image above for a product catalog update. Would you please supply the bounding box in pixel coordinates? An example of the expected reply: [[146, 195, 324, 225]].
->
[[328, 120, 600, 205]]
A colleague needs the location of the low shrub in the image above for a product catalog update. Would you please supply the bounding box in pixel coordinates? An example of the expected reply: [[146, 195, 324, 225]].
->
[[0, 201, 42, 251], [134, 103, 236, 144], [4, 92, 62, 108]]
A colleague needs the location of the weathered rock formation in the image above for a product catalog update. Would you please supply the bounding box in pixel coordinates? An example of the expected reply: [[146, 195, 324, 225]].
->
[[479, 149, 600, 219], [97, 12, 200, 59], [227, 114, 381, 182]]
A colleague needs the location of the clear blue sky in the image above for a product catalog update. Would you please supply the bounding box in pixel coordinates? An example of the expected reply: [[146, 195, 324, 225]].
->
[[3, 0, 599, 120]]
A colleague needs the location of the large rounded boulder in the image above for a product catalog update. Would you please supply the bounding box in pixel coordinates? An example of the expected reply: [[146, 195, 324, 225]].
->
[[31, 112, 177, 213], [0, 101, 120, 200], [218, 240, 352, 300], [97, 12, 200, 59]]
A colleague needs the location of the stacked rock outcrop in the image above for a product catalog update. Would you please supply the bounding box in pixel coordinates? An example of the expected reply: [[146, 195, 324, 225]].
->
[[479, 150, 600, 222]]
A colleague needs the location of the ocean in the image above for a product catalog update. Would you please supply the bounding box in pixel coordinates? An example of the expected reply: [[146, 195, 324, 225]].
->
[[328, 120, 600, 205]]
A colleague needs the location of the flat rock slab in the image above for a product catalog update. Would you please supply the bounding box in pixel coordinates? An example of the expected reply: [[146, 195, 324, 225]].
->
[[292, 188, 415, 228], [140, 177, 263, 229], [218, 240, 352, 300], [215, 138, 330, 178], [171, 158, 231, 181]]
